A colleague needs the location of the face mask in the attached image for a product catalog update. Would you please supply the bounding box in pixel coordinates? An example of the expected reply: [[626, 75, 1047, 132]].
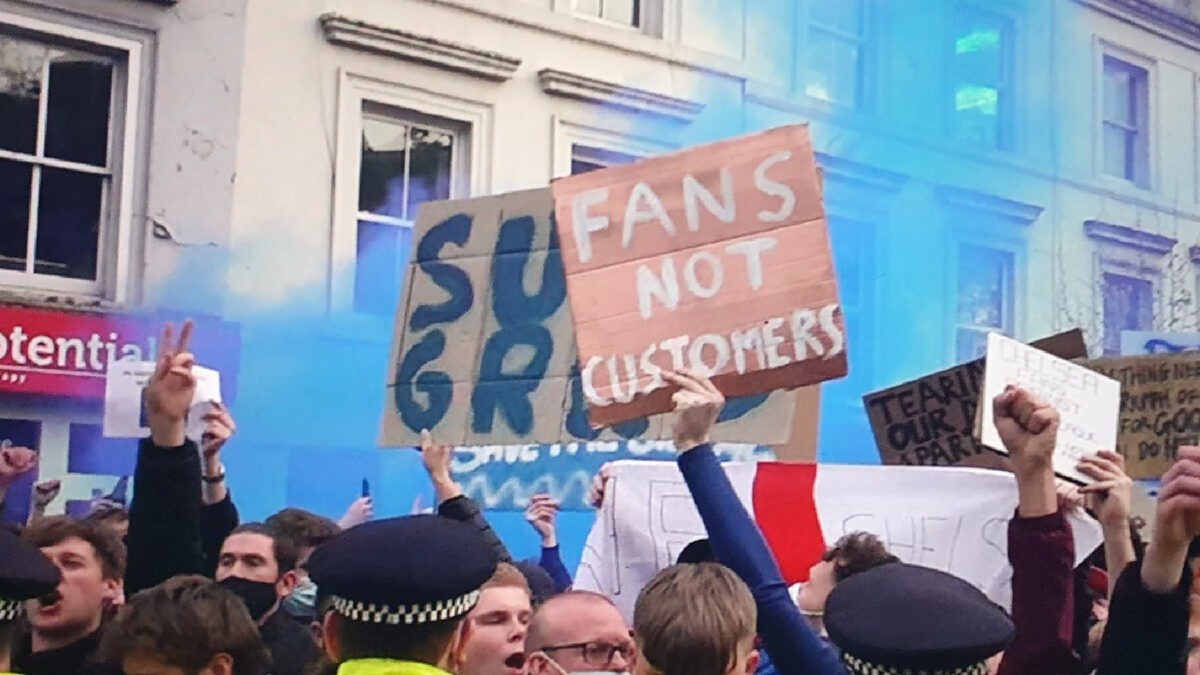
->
[[219, 576, 279, 622], [282, 577, 318, 616]]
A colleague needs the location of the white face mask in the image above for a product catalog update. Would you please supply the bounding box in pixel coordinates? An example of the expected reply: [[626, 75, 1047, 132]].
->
[[539, 651, 630, 675]]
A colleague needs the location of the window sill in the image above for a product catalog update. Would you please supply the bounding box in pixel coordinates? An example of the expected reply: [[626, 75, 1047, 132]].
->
[[0, 288, 125, 315]]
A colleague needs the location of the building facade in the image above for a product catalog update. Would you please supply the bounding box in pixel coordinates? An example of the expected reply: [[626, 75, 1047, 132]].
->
[[2, 0, 1199, 561]]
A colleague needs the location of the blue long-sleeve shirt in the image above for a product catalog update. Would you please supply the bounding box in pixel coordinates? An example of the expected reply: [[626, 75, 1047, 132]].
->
[[539, 545, 573, 592], [677, 445, 847, 675]]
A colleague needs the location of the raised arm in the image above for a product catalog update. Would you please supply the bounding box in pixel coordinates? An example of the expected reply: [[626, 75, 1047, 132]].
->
[[422, 429, 513, 564], [992, 386, 1076, 675], [526, 494, 572, 592], [665, 370, 846, 675], [1097, 446, 1200, 675], [125, 321, 206, 594]]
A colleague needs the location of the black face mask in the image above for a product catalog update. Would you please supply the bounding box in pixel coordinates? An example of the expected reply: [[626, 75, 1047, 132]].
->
[[218, 576, 279, 622]]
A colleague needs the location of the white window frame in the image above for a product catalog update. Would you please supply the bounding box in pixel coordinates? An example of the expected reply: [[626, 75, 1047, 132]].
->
[[330, 69, 492, 314], [1085, 221, 1174, 355], [800, 0, 872, 109], [0, 12, 142, 303], [947, 3, 1016, 151], [953, 241, 1019, 362], [553, 0, 671, 39], [1094, 40, 1157, 191], [550, 115, 674, 179]]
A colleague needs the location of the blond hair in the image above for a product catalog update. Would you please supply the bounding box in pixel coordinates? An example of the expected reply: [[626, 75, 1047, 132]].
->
[[633, 563, 756, 675], [483, 562, 531, 595]]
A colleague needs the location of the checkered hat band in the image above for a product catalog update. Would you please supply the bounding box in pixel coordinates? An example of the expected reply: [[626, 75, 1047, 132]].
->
[[843, 653, 989, 675], [330, 590, 481, 625], [0, 598, 23, 622]]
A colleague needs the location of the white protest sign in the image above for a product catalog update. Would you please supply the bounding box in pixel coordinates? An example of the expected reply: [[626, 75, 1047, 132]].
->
[[977, 333, 1120, 484], [103, 361, 222, 440], [574, 460, 1103, 622]]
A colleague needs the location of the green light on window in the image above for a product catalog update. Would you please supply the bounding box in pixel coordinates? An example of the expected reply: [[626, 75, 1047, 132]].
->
[[955, 29, 999, 54], [955, 85, 998, 115]]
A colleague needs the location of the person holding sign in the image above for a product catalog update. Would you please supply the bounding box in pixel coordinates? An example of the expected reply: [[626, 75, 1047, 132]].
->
[[1097, 446, 1200, 674]]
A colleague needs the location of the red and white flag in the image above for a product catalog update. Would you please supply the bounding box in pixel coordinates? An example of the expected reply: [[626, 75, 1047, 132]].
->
[[575, 460, 1103, 621]]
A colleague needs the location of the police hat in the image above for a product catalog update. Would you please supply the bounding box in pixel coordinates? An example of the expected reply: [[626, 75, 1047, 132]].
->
[[0, 528, 60, 621], [306, 514, 498, 626], [825, 563, 1014, 674]]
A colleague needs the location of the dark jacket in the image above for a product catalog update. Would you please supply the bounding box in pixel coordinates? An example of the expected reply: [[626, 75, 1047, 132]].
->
[[260, 608, 317, 675], [438, 495, 513, 563], [1097, 558, 1191, 675], [201, 491, 240, 577], [125, 437, 206, 595], [11, 628, 120, 675], [997, 509, 1078, 675]]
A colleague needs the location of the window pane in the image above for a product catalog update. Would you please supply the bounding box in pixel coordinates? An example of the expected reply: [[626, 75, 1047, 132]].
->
[[1102, 57, 1142, 127], [575, 0, 602, 18], [953, 84, 1000, 147], [570, 144, 639, 175], [811, 0, 862, 35], [1103, 273, 1153, 354], [957, 246, 1012, 330], [35, 167, 103, 280], [406, 126, 453, 219], [1103, 123, 1133, 180], [956, 329, 989, 363], [0, 159, 32, 271], [953, 11, 1005, 86], [355, 221, 413, 316], [806, 32, 860, 106], [359, 115, 408, 218], [0, 36, 49, 155], [602, 0, 638, 26], [45, 55, 113, 167]]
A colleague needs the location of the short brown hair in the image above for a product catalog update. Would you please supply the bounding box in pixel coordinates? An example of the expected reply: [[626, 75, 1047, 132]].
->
[[100, 575, 270, 675], [821, 532, 898, 583], [227, 523, 300, 575], [23, 516, 126, 580], [633, 563, 756, 675], [483, 562, 531, 595], [265, 508, 340, 549]]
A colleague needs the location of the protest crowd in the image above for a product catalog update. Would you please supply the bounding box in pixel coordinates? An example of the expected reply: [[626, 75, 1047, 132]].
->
[[0, 319, 1195, 675]]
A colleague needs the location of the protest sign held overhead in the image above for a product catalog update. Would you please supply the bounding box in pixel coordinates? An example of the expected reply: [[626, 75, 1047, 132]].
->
[[1084, 352, 1200, 479], [976, 333, 1121, 484], [865, 329, 1086, 469], [103, 361, 222, 440], [380, 187, 801, 447], [551, 125, 847, 427], [575, 460, 1103, 622]]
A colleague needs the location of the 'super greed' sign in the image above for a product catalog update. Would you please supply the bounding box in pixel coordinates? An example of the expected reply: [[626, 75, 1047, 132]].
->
[[380, 188, 799, 447], [551, 125, 847, 427]]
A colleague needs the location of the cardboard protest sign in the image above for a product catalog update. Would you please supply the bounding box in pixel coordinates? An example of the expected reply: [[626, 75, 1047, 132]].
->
[[380, 187, 801, 447], [1121, 331, 1200, 356], [865, 330, 1087, 469], [1083, 353, 1200, 479], [575, 460, 1103, 621], [976, 333, 1120, 484], [551, 125, 847, 427], [103, 361, 221, 439]]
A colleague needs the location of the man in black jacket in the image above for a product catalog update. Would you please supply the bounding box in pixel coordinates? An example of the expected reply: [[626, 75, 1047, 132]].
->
[[215, 522, 315, 675]]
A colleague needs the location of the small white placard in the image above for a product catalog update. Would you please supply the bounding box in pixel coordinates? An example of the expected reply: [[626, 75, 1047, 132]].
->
[[977, 333, 1120, 484], [103, 361, 222, 440]]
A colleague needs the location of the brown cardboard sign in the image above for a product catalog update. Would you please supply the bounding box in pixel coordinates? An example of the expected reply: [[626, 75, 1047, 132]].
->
[[864, 329, 1087, 469], [379, 187, 802, 447], [551, 125, 847, 428], [1083, 353, 1200, 479]]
